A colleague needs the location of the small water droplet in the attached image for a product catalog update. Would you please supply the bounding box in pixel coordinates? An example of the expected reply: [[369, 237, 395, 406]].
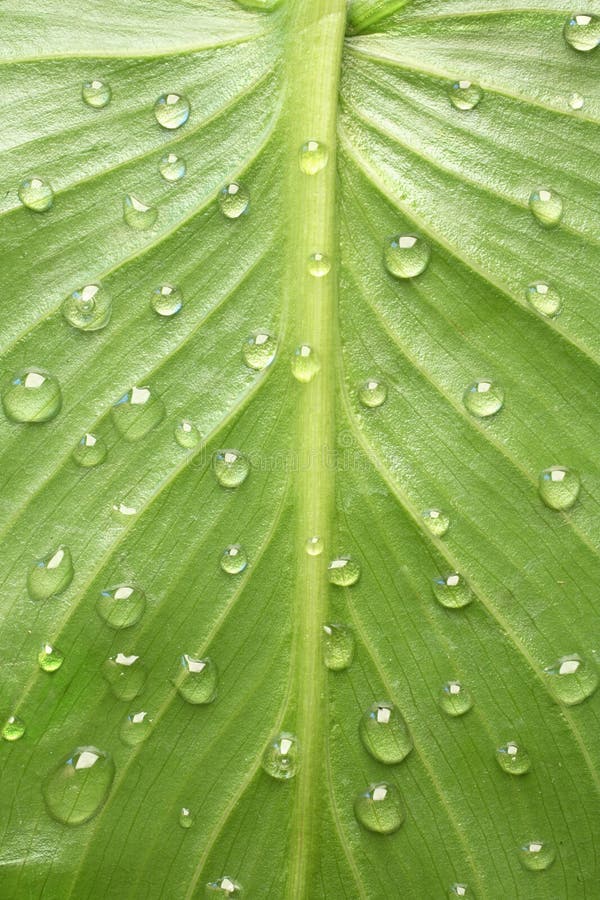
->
[[151, 284, 183, 317], [43, 746, 115, 825], [112, 386, 166, 441], [262, 732, 299, 780], [448, 80, 483, 111], [449, 885, 469, 898], [538, 466, 580, 510], [2, 715, 25, 742], [299, 139, 328, 175], [440, 680, 473, 716], [432, 573, 473, 609], [206, 876, 243, 896], [27, 546, 74, 601], [213, 449, 250, 488], [159, 152, 187, 183], [123, 194, 157, 230], [496, 741, 530, 775], [422, 508, 450, 537], [177, 654, 218, 704], [322, 623, 355, 671], [306, 535, 324, 556], [519, 840, 556, 871], [218, 182, 249, 219], [327, 556, 360, 587], [102, 653, 146, 701], [291, 344, 320, 383], [38, 643, 65, 673], [120, 710, 153, 746], [529, 188, 563, 227], [384, 234, 430, 279], [174, 419, 201, 449], [563, 13, 600, 52], [82, 80, 111, 109], [154, 92, 190, 129], [2, 369, 62, 423], [220, 544, 248, 574], [359, 701, 413, 764], [358, 378, 387, 408], [307, 252, 331, 277], [354, 782, 404, 834], [62, 283, 112, 331], [568, 91, 585, 110], [18, 176, 53, 212], [72, 432, 107, 468], [97, 585, 146, 629], [544, 654, 598, 705], [242, 332, 276, 370], [463, 379, 504, 418], [111, 500, 138, 519], [179, 807, 194, 828], [526, 282, 562, 318]]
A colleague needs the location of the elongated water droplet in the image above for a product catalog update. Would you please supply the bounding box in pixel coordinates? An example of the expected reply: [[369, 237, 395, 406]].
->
[[174, 419, 201, 449], [422, 508, 450, 537], [220, 544, 248, 574], [154, 93, 190, 129], [38, 643, 65, 673], [2, 369, 62, 423], [529, 188, 563, 227], [322, 623, 354, 671], [354, 783, 404, 834], [448, 80, 483, 110], [159, 152, 186, 183], [299, 140, 328, 175], [307, 252, 331, 277], [306, 535, 323, 556], [358, 378, 387, 408], [291, 344, 320, 383], [63, 283, 112, 331], [242, 332, 276, 370], [179, 807, 194, 828], [440, 681, 473, 716], [112, 386, 166, 441], [206, 876, 243, 896], [123, 194, 157, 230], [519, 840, 556, 871], [384, 234, 430, 279], [2, 715, 25, 742], [538, 466, 580, 510], [526, 282, 562, 318], [97, 585, 146, 629], [28, 546, 73, 601], [496, 741, 530, 775], [111, 500, 138, 520], [120, 710, 153, 746], [449, 885, 469, 898], [43, 747, 114, 825], [432, 573, 473, 609], [214, 449, 250, 488], [72, 432, 107, 467], [151, 284, 183, 317], [359, 701, 412, 764], [218, 182, 249, 219], [463, 379, 504, 418], [18, 176, 53, 212], [568, 91, 585, 110], [564, 13, 600, 51], [328, 556, 360, 587], [544, 654, 598, 705], [82, 80, 111, 109], [102, 653, 146, 701], [262, 732, 299, 780], [177, 655, 218, 704]]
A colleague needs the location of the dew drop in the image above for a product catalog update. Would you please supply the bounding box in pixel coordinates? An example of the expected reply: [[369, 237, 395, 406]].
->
[[18, 176, 53, 212], [177, 655, 218, 704], [526, 282, 562, 318], [43, 746, 115, 825], [563, 13, 600, 52], [82, 80, 111, 109], [174, 419, 201, 449], [322, 623, 355, 671], [358, 378, 387, 408], [218, 182, 249, 219], [568, 92, 585, 110], [359, 701, 412, 765], [262, 731, 299, 780], [206, 876, 243, 896], [111, 500, 138, 520], [496, 740, 530, 775], [384, 234, 430, 279], [72, 432, 107, 468], [27, 546, 74, 601], [220, 544, 248, 574], [102, 653, 146, 701], [299, 140, 328, 175], [306, 535, 324, 556], [354, 782, 404, 834], [159, 152, 187, 183], [449, 885, 469, 898], [38, 643, 65, 673], [422, 508, 450, 537], [154, 93, 190, 129], [123, 194, 157, 230], [432, 573, 473, 609], [307, 252, 331, 277], [112, 386, 166, 441], [291, 344, 320, 383], [120, 710, 153, 747], [544, 654, 598, 705], [519, 840, 556, 871], [179, 807, 194, 829], [62, 283, 112, 331], [529, 188, 563, 227], [538, 466, 580, 510], [440, 680, 473, 716], [2, 715, 25, 742], [463, 379, 504, 418], [327, 556, 360, 587], [448, 80, 483, 111], [213, 449, 250, 488], [151, 284, 183, 317], [242, 331, 277, 370], [2, 369, 62, 423], [97, 585, 146, 629]]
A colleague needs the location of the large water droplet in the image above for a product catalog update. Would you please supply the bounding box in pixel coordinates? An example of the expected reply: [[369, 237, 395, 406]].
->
[[432, 573, 473, 609], [123, 194, 157, 230], [306, 535, 324, 556], [72, 432, 107, 468], [82, 80, 111, 109], [43, 747, 115, 825], [568, 91, 585, 111], [291, 344, 320, 383], [299, 140, 328, 175], [120, 710, 153, 746], [62, 283, 112, 331], [544, 654, 598, 705], [220, 544, 248, 574], [519, 840, 556, 871], [526, 282, 562, 318], [440, 681, 473, 716], [179, 807, 194, 829], [97, 585, 146, 629], [529, 188, 563, 227], [177, 655, 218, 704], [18, 176, 53, 212], [2, 715, 25, 742], [563, 13, 600, 51], [463, 379, 504, 418], [422, 508, 450, 537], [38, 643, 65, 673], [354, 783, 404, 834], [151, 284, 183, 317], [448, 80, 483, 110], [322, 623, 354, 671], [384, 234, 430, 279], [449, 885, 469, 898], [2, 369, 62, 423], [174, 419, 201, 449], [206, 876, 243, 896], [218, 182, 249, 219], [262, 732, 299, 780], [496, 741, 530, 775], [102, 653, 146, 701], [242, 332, 276, 370], [307, 252, 331, 277], [112, 386, 166, 441], [358, 378, 387, 408], [214, 450, 250, 488], [538, 466, 580, 510], [28, 546, 74, 601], [159, 152, 187, 183], [154, 93, 190, 129], [359, 702, 413, 765], [327, 556, 360, 587]]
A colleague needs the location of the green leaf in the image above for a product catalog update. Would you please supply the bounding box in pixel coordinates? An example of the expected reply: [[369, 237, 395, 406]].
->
[[1, 0, 599, 896]]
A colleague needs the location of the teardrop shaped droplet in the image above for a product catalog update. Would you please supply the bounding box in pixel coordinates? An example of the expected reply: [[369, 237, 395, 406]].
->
[[354, 782, 404, 834], [440, 680, 473, 716], [432, 573, 473, 609], [529, 188, 563, 227], [307, 252, 331, 277], [43, 746, 115, 825], [538, 466, 580, 511], [261, 732, 300, 780], [174, 419, 201, 449], [2, 715, 25, 742], [448, 80, 483, 110], [359, 701, 413, 765], [358, 378, 387, 408], [123, 194, 157, 230], [179, 807, 194, 829], [543, 654, 598, 705], [177, 654, 218, 704], [102, 653, 146, 701], [111, 500, 138, 520], [28, 546, 74, 601], [299, 140, 328, 175], [242, 332, 277, 370], [327, 556, 360, 587], [220, 544, 248, 574], [38, 643, 65, 673], [463, 379, 504, 418], [291, 344, 320, 383], [154, 92, 190, 129], [62, 283, 112, 331], [151, 284, 183, 317], [305, 535, 324, 556], [526, 282, 562, 318], [82, 80, 111, 109], [120, 710, 153, 746], [496, 741, 531, 775], [206, 876, 243, 896], [218, 182, 249, 219], [563, 13, 600, 51], [322, 623, 355, 671], [422, 508, 450, 537], [214, 449, 250, 488], [384, 234, 430, 279], [2, 369, 62, 423], [159, 152, 187, 183], [72, 432, 107, 468], [519, 840, 556, 871], [97, 585, 146, 629], [18, 176, 53, 212], [112, 386, 166, 441]]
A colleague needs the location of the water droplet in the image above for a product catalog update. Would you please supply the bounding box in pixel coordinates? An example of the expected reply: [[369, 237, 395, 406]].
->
[[111, 500, 138, 519], [72, 432, 107, 468], [359, 702, 413, 764], [519, 840, 556, 871], [291, 344, 320, 383], [123, 194, 157, 230], [422, 508, 450, 537], [174, 419, 201, 449], [177, 654, 218, 704], [38, 643, 65, 673], [529, 188, 563, 227], [43, 746, 114, 825], [62, 283, 112, 331], [154, 93, 190, 129], [448, 80, 483, 111], [120, 710, 153, 746], [2, 715, 25, 742], [218, 182, 249, 219], [306, 535, 324, 556], [322, 623, 355, 671], [327, 556, 360, 587], [544, 654, 598, 705], [18, 176, 53, 212], [102, 653, 146, 701], [568, 92, 585, 110], [179, 807, 194, 828], [463, 379, 504, 418], [206, 876, 243, 896], [440, 681, 473, 716], [97, 585, 146, 629], [496, 741, 530, 775], [526, 282, 562, 318], [298, 139, 328, 175], [27, 546, 74, 601], [151, 284, 183, 317], [538, 466, 580, 510], [159, 152, 187, 183], [384, 234, 430, 279], [112, 386, 166, 441], [261, 732, 299, 780], [307, 252, 331, 277], [449, 885, 469, 898], [242, 331, 276, 370], [2, 369, 62, 423], [82, 80, 111, 109], [564, 13, 600, 52], [358, 378, 387, 408], [220, 544, 248, 574], [354, 782, 404, 834], [432, 573, 473, 609], [214, 449, 250, 488]]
